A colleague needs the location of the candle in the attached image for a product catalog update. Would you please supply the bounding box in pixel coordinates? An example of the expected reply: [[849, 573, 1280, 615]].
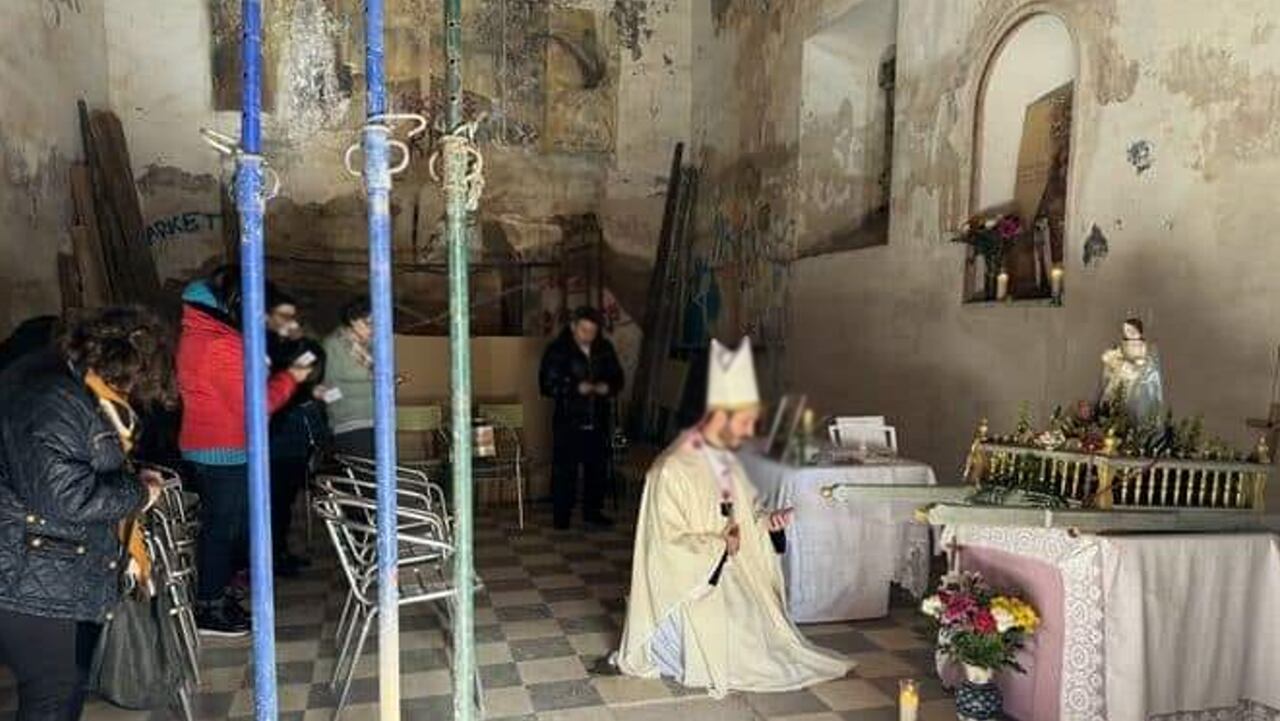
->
[[1050, 265, 1064, 301], [899, 679, 919, 721], [803, 409, 815, 435], [996, 271, 1010, 301]]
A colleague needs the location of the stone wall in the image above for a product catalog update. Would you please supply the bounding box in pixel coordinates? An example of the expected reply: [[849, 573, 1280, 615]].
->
[[0, 0, 110, 333], [102, 0, 691, 368], [692, 0, 1280, 477]]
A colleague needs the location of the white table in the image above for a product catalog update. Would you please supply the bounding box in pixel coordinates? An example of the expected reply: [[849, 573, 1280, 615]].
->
[[737, 449, 936, 623]]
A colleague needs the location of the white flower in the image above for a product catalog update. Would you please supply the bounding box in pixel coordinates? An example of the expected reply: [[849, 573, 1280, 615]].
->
[[991, 606, 1016, 633], [921, 595, 944, 619]]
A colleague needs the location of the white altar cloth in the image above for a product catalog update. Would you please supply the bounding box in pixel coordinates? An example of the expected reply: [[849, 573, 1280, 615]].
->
[[737, 449, 935, 622], [950, 526, 1280, 721]]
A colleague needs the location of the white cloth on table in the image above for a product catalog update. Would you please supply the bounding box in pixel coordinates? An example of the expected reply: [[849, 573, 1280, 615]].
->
[[1102, 533, 1280, 721], [736, 449, 935, 623]]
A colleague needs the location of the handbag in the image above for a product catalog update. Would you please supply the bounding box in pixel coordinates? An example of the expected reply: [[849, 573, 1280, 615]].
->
[[88, 590, 184, 710]]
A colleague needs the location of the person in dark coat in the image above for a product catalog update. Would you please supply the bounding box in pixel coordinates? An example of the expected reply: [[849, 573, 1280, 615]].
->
[[0, 306, 172, 721], [538, 307, 625, 530], [0, 315, 59, 374], [266, 298, 327, 577]]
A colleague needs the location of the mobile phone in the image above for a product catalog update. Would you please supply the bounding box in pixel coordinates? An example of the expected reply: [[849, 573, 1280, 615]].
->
[[294, 350, 317, 368], [321, 387, 344, 404]]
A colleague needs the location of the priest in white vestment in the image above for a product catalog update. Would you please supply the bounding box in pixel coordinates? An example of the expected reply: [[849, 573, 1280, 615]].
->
[[609, 337, 852, 697]]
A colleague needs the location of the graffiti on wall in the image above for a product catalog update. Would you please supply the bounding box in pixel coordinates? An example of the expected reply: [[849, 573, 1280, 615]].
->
[[144, 212, 221, 246]]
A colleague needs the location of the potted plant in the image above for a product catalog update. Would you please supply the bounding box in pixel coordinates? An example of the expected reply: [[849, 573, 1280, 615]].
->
[[920, 571, 1040, 721]]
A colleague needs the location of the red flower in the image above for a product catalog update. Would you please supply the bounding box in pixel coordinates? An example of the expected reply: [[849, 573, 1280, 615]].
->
[[974, 608, 997, 634], [942, 593, 977, 624], [996, 215, 1024, 240]]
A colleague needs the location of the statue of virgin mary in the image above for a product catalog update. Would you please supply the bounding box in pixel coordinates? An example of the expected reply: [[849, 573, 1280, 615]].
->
[[1099, 318, 1165, 425]]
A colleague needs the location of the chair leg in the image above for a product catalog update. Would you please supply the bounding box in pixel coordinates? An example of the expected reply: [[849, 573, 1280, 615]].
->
[[331, 604, 365, 691], [334, 612, 375, 719], [515, 460, 525, 531], [336, 591, 355, 643]]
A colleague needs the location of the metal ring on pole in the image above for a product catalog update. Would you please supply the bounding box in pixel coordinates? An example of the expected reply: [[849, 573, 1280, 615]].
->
[[200, 127, 239, 156], [345, 135, 413, 178], [427, 126, 486, 212], [200, 128, 282, 202], [369, 112, 430, 139], [344, 113, 429, 179]]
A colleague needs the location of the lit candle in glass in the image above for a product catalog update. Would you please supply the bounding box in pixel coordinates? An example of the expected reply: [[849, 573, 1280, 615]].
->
[[1050, 265, 1064, 302], [899, 679, 919, 721], [996, 271, 1010, 301]]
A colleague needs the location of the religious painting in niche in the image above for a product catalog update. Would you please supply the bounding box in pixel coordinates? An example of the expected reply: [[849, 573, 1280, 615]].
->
[[1006, 82, 1071, 298], [795, 0, 899, 256], [544, 8, 617, 154], [965, 13, 1076, 303], [209, 0, 278, 112]]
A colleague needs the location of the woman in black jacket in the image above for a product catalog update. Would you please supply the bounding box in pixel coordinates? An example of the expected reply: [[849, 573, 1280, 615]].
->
[[0, 307, 172, 721]]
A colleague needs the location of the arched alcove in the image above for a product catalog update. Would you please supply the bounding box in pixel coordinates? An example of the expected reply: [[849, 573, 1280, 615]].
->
[[965, 13, 1077, 303]]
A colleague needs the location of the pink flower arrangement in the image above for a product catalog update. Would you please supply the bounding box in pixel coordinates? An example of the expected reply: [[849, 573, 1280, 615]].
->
[[921, 571, 1040, 672]]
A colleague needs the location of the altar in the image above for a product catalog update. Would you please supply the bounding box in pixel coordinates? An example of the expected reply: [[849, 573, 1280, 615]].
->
[[939, 512, 1280, 721], [737, 447, 935, 622]]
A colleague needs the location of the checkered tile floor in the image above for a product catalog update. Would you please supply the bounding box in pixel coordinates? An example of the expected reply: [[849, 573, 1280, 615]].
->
[[1, 502, 959, 721]]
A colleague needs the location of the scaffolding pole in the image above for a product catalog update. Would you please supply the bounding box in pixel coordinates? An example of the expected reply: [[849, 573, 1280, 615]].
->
[[360, 0, 403, 718], [444, 0, 477, 718], [236, 1, 279, 719]]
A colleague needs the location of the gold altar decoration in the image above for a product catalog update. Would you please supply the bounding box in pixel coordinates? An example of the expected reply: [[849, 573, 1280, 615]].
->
[[962, 419, 1272, 511]]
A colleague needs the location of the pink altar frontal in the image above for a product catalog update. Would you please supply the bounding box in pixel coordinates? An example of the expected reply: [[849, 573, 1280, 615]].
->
[[943, 526, 1280, 721]]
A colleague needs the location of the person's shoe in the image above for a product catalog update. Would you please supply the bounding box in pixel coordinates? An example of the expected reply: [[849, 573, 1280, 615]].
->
[[584, 513, 615, 529], [197, 601, 251, 638], [589, 652, 622, 676]]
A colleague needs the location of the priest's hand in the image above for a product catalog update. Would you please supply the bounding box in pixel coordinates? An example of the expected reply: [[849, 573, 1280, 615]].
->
[[723, 522, 741, 556], [767, 508, 794, 532]]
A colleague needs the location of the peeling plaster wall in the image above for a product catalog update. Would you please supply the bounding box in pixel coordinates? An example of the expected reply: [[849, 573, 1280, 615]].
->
[[103, 0, 690, 290], [0, 0, 109, 334], [696, 0, 1280, 477]]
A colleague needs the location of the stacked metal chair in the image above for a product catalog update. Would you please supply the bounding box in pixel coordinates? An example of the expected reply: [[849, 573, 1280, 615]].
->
[[315, 458, 483, 719], [137, 465, 202, 721]]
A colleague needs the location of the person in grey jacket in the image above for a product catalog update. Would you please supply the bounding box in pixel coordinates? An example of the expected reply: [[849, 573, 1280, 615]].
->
[[322, 297, 376, 457]]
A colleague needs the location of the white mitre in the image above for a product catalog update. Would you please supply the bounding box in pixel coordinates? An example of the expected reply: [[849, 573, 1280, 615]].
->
[[706, 337, 760, 411]]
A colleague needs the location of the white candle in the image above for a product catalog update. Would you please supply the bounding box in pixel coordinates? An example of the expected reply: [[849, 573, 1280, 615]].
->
[[1050, 265, 1064, 300], [899, 679, 919, 721], [996, 271, 1010, 301]]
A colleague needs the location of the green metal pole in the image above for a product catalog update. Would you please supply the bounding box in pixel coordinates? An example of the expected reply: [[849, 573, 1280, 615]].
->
[[443, 0, 476, 719]]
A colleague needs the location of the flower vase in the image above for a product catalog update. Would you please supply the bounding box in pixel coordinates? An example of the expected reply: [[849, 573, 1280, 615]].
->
[[982, 262, 999, 301], [955, 665, 1002, 721]]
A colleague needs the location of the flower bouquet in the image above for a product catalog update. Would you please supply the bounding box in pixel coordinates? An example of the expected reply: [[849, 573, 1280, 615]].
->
[[921, 571, 1040, 720], [953, 213, 1025, 300]]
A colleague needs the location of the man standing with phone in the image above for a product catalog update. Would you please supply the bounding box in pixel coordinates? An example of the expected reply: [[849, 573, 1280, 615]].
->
[[539, 307, 625, 530]]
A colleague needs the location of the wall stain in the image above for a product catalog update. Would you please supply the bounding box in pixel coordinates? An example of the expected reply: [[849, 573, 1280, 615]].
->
[[1127, 140, 1154, 175], [137, 166, 220, 196], [610, 0, 668, 61], [1083, 223, 1109, 266], [1161, 43, 1280, 177]]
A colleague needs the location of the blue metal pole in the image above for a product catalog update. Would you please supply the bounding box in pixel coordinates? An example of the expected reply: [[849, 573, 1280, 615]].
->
[[362, 0, 401, 718], [443, 1, 476, 719], [236, 1, 278, 720]]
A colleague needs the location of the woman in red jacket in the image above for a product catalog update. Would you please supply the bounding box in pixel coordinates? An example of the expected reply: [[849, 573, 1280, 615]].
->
[[177, 267, 308, 636]]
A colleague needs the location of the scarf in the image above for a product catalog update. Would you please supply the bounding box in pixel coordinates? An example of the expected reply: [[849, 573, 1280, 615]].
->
[[84, 371, 151, 591], [342, 325, 374, 371]]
